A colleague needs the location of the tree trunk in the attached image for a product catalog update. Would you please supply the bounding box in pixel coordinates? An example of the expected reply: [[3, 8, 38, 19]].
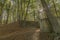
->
[[40, 0, 60, 33]]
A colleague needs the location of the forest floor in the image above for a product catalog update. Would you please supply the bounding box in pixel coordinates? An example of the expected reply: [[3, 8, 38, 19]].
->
[[0, 22, 53, 40], [0, 22, 40, 40]]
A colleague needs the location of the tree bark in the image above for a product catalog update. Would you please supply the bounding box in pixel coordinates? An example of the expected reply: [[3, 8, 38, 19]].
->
[[40, 0, 60, 33]]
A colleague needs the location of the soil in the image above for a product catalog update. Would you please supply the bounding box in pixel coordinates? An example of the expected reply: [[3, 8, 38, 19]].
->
[[0, 21, 53, 40], [0, 22, 40, 40]]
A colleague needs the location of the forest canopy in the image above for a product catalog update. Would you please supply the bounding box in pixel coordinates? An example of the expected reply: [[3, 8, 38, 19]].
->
[[0, 0, 60, 24]]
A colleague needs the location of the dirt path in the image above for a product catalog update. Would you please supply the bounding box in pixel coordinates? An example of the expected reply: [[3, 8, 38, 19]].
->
[[0, 22, 53, 40], [0, 25, 40, 40]]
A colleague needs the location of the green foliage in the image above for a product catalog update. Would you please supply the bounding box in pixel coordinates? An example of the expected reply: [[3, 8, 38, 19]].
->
[[0, 0, 60, 24]]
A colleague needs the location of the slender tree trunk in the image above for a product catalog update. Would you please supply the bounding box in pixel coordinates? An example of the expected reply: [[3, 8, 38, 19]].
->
[[0, 0, 7, 24], [6, 2, 11, 24], [22, 0, 30, 27], [6, 9, 9, 24], [17, 0, 20, 24], [0, 5, 3, 23], [24, 0, 30, 21], [52, 0, 58, 17], [20, 0, 23, 20], [34, 11, 35, 21]]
